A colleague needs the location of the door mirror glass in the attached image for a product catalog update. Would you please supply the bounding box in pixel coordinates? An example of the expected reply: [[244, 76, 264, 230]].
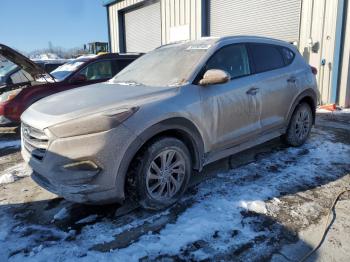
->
[[71, 74, 87, 84], [199, 69, 230, 86]]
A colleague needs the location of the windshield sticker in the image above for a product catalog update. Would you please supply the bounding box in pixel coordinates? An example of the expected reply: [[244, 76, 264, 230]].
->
[[186, 44, 211, 50]]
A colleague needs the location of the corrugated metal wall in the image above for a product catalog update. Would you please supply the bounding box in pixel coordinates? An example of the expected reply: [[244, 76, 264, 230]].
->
[[161, 0, 202, 43], [124, 1, 161, 52], [209, 0, 302, 43], [299, 0, 341, 104], [108, 0, 202, 53], [108, 0, 144, 53]]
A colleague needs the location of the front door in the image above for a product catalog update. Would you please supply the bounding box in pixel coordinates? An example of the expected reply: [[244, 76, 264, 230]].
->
[[199, 44, 262, 152]]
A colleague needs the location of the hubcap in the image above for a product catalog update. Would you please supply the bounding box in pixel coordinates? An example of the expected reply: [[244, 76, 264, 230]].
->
[[146, 149, 186, 200], [295, 108, 311, 140]]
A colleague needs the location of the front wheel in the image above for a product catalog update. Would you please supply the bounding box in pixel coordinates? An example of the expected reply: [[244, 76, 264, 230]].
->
[[283, 102, 313, 147], [132, 137, 192, 210]]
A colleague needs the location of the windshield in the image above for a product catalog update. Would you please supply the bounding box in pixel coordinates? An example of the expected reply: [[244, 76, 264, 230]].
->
[[51, 60, 86, 81], [0, 57, 18, 84], [0, 55, 18, 74], [111, 41, 213, 87]]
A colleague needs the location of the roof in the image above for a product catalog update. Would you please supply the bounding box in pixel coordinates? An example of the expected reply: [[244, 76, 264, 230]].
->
[[75, 53, 143, 63], [159, 35, 290, 50], [218, 35, 288, 44], [102, 0, 120, 6]]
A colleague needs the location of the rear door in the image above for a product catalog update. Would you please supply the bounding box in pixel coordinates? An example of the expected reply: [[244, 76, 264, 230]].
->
[[248, 43, 299, 132], [199, 43, 262, 151]]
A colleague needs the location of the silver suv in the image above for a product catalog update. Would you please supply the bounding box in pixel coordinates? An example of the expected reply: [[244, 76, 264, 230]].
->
[[21, 36, 317, 210]]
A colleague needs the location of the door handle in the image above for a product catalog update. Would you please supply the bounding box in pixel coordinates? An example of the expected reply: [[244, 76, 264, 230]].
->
[[246, 87, 259, 95], [287, 76, 297, 83]]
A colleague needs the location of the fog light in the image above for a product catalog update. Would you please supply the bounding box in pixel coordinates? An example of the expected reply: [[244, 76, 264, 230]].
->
[[63, 160, 100, 172]]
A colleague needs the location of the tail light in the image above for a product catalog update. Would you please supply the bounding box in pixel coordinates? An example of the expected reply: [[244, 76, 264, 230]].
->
[[310, 66, 318, 75]]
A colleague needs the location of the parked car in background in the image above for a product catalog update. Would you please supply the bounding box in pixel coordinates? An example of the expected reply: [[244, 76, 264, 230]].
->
[[0, 58, 34, 88], [21, 36, 318, 210], [0, 43, 141, 125], [34, 59, 68, 73]]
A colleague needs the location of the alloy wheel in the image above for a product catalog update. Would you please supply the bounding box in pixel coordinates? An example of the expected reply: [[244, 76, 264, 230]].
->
[[146, 149, 186, 201], [294, 107, 311, 141]]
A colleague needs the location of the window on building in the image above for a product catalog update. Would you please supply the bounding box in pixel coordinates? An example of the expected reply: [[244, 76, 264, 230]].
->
[[249, 44, 285, 73], [206, 44, 251, 79]]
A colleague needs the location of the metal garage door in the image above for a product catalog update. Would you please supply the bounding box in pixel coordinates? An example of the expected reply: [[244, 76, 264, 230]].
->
[[209, 0, 302, 43], [124, 1, 161, 53]]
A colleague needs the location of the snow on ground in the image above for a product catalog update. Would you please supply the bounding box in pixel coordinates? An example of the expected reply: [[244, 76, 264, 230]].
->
[[1, 128, 349, 261], [0, 163, 30, 185], [53, 208, 70, 222], [75, 215, 99, 225], [317, 107, 350, 114], [30, 53, 62, 60]]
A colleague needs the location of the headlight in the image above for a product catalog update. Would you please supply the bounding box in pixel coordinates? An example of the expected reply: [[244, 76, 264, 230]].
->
[[48, 107, 139, 138], [0, 89, 21, 103]]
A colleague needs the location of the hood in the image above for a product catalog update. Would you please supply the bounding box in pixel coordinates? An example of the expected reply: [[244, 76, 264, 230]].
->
[[21, 82, 177, 130], [0, 44, 51, 80]]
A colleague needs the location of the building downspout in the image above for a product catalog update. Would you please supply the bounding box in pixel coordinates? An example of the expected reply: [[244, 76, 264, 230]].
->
[[338, 0, 350, 107], [106, 6, 112, 53], [330, 0, 345, 103]]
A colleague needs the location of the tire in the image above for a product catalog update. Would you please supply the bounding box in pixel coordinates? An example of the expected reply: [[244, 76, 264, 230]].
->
[[283, 102, 313, 147], [130, 137, 192, 210]]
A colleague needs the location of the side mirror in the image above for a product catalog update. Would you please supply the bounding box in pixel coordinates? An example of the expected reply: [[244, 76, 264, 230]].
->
[[71, 74, 87, 84], [199, 69, 230, 86]]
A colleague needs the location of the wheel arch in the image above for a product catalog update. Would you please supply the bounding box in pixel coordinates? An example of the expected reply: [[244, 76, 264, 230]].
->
[[115, 117, 205, 200], [287, 89, 317, 126]]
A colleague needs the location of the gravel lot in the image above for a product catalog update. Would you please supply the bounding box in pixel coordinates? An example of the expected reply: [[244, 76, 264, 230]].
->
[[0, 111, 349, 262]]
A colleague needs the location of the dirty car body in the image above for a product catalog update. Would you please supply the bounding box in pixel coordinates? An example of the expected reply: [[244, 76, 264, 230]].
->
[[0, 44, 141, 125], [21, 36, 318, 208]]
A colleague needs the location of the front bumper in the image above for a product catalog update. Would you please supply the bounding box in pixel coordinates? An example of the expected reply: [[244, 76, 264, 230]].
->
[[22, 123, 141, 204], [31, 170, 121, 204]]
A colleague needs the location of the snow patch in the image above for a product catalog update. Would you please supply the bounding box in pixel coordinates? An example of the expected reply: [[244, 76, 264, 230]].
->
[[53, 208, 69, 221], [240, 200, 267, 214], [0, 163, 31, 185], [0, 173, 16, 184], [30, 53, 62, 60], [75, 215, 98, 225]]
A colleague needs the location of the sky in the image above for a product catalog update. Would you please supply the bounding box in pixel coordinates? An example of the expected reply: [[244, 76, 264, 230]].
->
[[0, 0, 108, 53]]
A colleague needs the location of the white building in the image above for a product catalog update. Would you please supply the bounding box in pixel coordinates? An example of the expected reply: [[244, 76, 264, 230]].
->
[[103, 0, 350, 107]]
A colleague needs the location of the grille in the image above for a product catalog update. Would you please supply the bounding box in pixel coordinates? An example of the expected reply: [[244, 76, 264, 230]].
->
[[22, 123, 49, 160]]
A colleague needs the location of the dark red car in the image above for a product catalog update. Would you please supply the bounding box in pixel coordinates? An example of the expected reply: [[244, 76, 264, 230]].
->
[[0, 44, 141, 125]]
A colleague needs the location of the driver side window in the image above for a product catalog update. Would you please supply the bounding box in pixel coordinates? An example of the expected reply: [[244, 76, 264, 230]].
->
[[206, 44, 251, 79], [79, 60, 113, 81]]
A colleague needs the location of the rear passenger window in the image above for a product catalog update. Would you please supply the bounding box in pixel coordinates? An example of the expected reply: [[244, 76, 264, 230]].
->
[[280, 47, 295, 66], [249, 44, 285, 73]]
